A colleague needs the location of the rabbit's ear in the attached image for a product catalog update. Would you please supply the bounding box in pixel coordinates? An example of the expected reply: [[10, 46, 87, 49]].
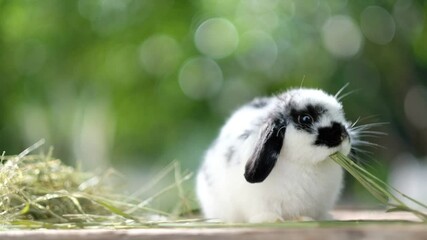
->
[[244, 117, 286, 183]]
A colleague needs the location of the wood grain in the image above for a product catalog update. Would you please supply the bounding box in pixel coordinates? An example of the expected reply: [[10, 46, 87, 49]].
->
[[0, 211, 425, 240]]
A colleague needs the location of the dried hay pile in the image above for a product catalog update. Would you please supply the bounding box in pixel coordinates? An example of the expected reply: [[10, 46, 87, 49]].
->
[[0, 141, 195, 229]]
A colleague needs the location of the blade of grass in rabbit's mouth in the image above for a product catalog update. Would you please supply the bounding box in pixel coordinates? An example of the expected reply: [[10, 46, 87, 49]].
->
[[330, 152, 427, 222]]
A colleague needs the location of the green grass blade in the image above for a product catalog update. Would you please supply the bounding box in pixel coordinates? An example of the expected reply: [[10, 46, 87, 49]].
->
[[330, 152, 427, 222]]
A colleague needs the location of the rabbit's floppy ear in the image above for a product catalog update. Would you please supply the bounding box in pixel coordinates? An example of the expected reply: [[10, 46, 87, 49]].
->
[[244, 116, 286, 183]]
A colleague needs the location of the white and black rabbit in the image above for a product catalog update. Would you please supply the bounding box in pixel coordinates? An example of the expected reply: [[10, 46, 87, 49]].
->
[[196, 88, 353, 223]]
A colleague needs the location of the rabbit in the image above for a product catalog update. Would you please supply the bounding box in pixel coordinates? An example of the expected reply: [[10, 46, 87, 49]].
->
[[196, 88, 353, 223]]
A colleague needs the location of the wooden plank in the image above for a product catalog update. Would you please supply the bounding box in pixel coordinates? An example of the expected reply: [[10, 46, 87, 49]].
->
[[1, 226, 427, 240], [0, 211, 425, 240], [332, 210, 421, 222]]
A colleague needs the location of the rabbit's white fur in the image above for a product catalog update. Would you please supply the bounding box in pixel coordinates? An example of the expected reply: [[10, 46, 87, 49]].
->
[[196, 88, 352, 223]]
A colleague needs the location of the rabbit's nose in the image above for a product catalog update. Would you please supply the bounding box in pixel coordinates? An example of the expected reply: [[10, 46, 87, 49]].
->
[[314, 122, 347, 148]]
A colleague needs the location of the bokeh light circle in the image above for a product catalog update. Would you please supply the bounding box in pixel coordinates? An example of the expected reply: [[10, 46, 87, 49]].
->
[[322, 15, 363, 59], [195, 18, 239, 59], [235, 0, 280, 32], [404, 86, 427, 129], [361, 6, 396, 45], [393, 0, 424, 38], [178, 57, 223, 100], [237, 31, 278, 72], [139, 34, 182, 77]]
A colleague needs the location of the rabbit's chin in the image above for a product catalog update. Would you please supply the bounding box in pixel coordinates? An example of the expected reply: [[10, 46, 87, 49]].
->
[[311, 139, 352, 165], [317, 139, 351, 164]]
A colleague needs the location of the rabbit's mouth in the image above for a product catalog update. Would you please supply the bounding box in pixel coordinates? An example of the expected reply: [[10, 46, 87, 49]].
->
[[314, 122, 349, 148]]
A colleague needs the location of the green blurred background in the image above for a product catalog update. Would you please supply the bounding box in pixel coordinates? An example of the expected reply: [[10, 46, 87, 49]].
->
[[1, 0, 427, 206]]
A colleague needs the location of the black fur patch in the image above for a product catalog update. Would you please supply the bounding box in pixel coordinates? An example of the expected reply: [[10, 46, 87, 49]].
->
[[315, 121, 347, 147], [244, 117, 286, 183], [290, 104, 326, 133], [248, 97, 269, 108]]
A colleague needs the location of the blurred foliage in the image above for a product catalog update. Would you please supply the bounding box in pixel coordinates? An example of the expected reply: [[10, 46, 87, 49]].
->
[[0, 0, 426, 196]]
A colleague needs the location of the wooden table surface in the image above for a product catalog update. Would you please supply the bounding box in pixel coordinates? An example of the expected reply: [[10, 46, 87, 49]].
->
[[0, 211, 426, 240]]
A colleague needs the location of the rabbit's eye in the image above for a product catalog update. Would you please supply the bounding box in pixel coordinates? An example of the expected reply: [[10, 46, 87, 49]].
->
[[298, 114, 313, 125]]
